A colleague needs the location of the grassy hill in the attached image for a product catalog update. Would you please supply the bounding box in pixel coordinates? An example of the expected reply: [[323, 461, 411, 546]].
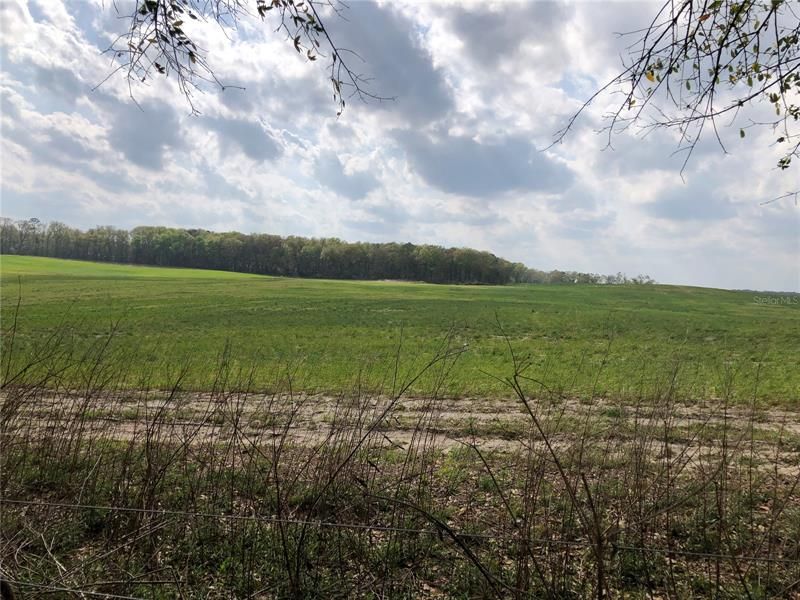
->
[[1, 255, 798, 402]]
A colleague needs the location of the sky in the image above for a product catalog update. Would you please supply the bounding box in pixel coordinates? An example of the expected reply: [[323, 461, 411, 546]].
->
[[0, 0, 798, 291]]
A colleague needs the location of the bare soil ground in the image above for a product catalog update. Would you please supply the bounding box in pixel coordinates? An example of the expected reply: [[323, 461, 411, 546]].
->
[[5, 390, 799, 476]]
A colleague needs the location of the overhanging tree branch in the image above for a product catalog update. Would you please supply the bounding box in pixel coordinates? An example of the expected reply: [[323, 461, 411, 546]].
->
[[105, 0, 393, 115], [556, 0, 800, 179]]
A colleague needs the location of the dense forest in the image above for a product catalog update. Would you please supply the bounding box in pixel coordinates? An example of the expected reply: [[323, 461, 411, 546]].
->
[[0, 218, 654, 285]]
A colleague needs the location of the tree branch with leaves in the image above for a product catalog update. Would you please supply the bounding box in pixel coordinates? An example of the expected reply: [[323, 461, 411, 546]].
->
[[558, 0, 799, 184], [104, 0, 392, 115]]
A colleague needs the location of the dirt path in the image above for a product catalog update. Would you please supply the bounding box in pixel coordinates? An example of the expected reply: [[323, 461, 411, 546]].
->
[[4, 389, 799, 467]]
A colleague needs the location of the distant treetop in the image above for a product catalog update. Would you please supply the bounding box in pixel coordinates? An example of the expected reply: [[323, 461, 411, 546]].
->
[[0, 218, 655, 286]]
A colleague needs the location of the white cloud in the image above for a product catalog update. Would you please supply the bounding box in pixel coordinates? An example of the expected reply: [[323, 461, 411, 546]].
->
[[0, 0, 797, 291]]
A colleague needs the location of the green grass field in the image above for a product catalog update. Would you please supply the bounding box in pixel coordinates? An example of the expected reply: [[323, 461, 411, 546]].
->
[[1, 255, 798, 402]]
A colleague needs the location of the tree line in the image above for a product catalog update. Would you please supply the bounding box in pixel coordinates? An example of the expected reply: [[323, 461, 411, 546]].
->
[[0, 218, 655, 285]]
